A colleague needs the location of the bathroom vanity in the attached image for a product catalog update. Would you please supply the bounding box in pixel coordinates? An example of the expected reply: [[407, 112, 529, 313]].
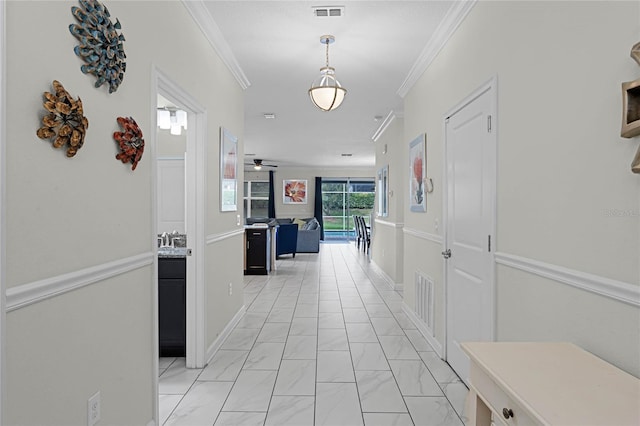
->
[[158, 248, 186, 357]]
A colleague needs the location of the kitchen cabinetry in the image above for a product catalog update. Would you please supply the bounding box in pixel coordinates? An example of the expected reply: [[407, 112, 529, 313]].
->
[[158, 257, 186, 357], [244, 227, 271, 275]]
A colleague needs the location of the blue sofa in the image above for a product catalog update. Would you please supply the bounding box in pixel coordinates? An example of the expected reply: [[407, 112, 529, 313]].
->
[[275, 223, 298, 258], [276, 218, 321, 253]]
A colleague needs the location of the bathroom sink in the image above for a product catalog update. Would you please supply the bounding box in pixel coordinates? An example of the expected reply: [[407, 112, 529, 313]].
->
[[158, 247, 188, 258]]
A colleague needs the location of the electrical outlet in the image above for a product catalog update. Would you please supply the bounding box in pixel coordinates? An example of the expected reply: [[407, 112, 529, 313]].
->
[[88, 391, 101, 426], [228, 282, 233, 296]]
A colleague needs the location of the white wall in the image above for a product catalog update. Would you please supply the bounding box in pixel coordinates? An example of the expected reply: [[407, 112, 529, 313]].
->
[[371, 116, 406, 285], [4, 1, 244, 424], [245, 166, 375, 219], [401, 0, 640, 376]]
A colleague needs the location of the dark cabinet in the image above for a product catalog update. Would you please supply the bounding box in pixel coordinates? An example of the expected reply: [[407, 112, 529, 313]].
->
[[245, 228, 270, 275], [158, 257, 186, 357]]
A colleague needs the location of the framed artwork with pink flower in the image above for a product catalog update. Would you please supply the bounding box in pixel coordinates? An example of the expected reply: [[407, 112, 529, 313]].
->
[[283, 179, 307, 204], [220, 127, 238, 211], [409, 134, 427, 212]]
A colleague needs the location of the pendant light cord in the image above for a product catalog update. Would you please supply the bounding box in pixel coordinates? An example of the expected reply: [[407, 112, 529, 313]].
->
[[325, 38, 330, 68]]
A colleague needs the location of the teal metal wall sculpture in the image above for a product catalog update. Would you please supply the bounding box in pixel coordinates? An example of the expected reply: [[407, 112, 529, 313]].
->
[[69, 0, 126, 93]]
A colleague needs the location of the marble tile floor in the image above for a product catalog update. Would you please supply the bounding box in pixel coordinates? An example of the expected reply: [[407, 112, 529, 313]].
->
[[159, 243, 467, 426]]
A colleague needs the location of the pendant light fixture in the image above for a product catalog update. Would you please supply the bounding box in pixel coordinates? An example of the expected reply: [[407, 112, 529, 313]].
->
[[309, 35, 347, 111]]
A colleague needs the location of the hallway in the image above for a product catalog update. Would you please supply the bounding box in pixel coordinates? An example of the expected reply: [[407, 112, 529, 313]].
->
[[159, 243, 468, 425]]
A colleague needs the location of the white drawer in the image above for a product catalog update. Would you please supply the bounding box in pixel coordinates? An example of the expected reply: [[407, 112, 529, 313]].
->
[[470, 364, 540, 426]]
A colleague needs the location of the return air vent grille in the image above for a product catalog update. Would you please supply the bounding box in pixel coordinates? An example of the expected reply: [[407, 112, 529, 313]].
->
[[313, 6, 345, 17], [415, 271, 435, 336]]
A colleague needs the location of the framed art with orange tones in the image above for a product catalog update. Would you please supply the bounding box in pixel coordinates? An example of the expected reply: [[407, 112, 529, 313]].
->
[[220, 127, 238, 211], [409, 134, 426, 212], [283, 179, 307, 204]]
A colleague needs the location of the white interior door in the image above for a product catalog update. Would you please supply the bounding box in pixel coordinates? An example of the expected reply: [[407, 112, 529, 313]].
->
[[444, 80, 496, 383]]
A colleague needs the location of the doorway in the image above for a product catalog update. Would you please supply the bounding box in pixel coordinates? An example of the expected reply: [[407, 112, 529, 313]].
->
[[321, 178, 375, 241], [153, 67, 207, 373], [443, 77, 497, 384]]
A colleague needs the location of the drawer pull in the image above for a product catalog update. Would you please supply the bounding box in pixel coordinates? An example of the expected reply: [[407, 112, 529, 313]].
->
[[502, 408, 514, 419]]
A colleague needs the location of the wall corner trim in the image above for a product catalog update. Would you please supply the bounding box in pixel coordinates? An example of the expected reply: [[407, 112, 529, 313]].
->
[[206, 304, 246, 364], [397, 0, 477, 98], [372, 110, 397, 142], [181, 0, 251, 90], [495, 252, 640, 308], [6, 252, 154, 312], [402, 302, 443, 356], [206, 228, 245, 245], [403, 227, 443, 244]]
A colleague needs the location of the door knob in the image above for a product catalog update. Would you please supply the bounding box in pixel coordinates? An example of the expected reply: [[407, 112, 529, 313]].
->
[[502, 408, 514, 419], [442, 249, 451, 259]]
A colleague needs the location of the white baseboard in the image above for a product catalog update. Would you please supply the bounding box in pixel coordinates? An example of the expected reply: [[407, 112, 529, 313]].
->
[[402, 302, 443, 357], [370, 260, 402, 292], [206, 304, 246, 364]]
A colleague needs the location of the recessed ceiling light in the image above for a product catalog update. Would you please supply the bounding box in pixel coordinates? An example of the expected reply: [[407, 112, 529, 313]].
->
[[246, 153, 256, 156], [263, 113, 276, 119], [341, 153, 352, 157], [374, 115, 383, 122]]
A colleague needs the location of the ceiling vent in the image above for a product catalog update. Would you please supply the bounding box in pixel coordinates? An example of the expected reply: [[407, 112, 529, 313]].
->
[[313, 6, 345, 17]]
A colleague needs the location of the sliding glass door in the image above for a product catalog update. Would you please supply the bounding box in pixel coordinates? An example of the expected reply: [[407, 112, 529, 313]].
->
[[321, 178, 375, 241]]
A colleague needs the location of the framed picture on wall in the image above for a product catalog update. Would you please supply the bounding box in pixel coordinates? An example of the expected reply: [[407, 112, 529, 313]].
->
[[409, 134, 427, 212], [283, 179, 307, 204], [220, 127, 238, 211]]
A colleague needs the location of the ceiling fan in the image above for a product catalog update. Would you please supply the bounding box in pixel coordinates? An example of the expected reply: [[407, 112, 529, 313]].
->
[[246, 159, 278, 170]]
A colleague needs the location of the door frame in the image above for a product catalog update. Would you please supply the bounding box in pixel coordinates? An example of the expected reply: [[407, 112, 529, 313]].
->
[[151, 66, 207, 419], [0, 1, 6, 421], [441, 76, 498, 362]]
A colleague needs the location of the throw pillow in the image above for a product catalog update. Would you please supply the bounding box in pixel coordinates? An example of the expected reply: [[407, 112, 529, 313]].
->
[[306, 218, 319, 230], [293, 218, 306, 228]]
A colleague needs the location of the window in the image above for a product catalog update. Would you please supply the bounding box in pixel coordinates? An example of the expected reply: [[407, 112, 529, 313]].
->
[[321, 178, 375, 240], [243, 180, 269, 219]]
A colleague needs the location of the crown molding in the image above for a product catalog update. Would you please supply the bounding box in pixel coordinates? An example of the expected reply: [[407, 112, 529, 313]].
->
[[397, 0, 477, 98], [181, 0, 250, 90], [372, 110, 397, 142]]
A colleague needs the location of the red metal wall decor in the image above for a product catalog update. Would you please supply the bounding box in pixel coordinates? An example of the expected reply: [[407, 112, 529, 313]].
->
[[113, 116, 144, 170]]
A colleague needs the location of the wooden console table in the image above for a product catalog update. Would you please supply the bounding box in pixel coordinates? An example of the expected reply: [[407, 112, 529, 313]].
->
[[462, 342, 640, 426]]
